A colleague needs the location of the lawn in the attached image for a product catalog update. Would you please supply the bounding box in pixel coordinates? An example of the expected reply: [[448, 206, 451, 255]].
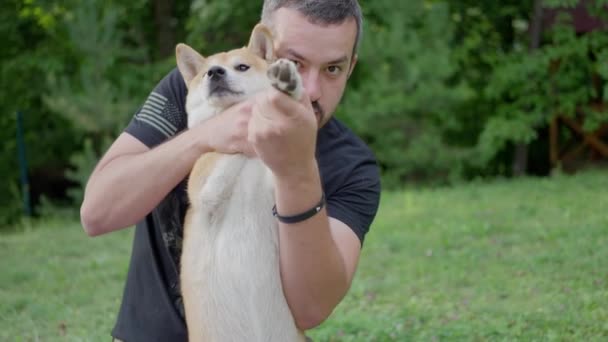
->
[[1, 170, 607, 341]]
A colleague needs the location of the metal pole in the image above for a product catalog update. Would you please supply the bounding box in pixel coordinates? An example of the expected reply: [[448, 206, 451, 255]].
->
[[16, 111, 32, 216]]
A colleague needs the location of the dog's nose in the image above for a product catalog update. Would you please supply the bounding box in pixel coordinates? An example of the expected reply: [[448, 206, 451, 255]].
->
[[207, 66, 226, 80]]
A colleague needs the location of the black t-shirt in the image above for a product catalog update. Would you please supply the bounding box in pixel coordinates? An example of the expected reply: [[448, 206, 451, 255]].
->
[[111, 68, 381, 341]]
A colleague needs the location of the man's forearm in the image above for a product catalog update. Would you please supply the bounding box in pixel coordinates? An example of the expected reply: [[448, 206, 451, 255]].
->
[[274, 161, 349, 330], [82, 102, 254, 236], [81, 129, 210, 236]]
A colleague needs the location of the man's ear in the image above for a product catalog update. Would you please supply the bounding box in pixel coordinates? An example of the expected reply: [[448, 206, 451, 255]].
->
[[248, 23, 275, 62], [348, 54, 358, 79], [176, 43, 206, 86]]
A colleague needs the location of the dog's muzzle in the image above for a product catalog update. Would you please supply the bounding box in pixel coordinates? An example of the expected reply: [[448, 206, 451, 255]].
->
[[207, 66, 226, 81], [206, 67, 242, 97]]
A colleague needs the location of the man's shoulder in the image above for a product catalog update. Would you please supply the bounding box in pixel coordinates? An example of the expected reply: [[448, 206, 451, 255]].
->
[[317, 118, 381, 245], [317, 117, 380, 187], [154, 67, 188, 104], [318, 118, 376, 160], [124, 68, 189, 148]]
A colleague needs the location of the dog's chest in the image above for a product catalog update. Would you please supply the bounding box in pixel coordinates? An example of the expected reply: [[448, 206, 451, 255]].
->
[[197, 156, 276, 244]]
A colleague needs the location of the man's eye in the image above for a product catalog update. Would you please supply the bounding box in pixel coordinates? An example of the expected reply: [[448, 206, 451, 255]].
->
[[327, 65, 342, 75], [290, 60, 301, 68], [235, 64, 250, 72]]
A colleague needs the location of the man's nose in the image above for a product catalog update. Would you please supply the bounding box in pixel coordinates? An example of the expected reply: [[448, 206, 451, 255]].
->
[[302, 70, 322, 102], [207, 66, 226, 80]]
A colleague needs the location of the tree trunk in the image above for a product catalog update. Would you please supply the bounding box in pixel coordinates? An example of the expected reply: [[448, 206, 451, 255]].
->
[[154, 0, 175, 59], [512, 0, 544, 176]]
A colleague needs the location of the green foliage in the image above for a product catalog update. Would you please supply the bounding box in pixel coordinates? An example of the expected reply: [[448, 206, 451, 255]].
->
[[338, 1, 473, 186], [42, 0, 175, 205], [0, 0, 176, 226], [43, 0, 146, 137], [1, 0, 607, 224], [544, 0, 582, 7], [0, 0, 82, 226], [446, 1, 534, 175], [445, 0, 608, 176], [478, 51, 551, 164], [187, 0, 263, 53], [477, 8, 608, 164], [0, 182, 25, 228]]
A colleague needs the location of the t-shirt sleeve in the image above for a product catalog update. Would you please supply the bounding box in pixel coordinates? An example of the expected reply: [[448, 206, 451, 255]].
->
[[124, 68, 188, 148], [326, 158, 381, 246]]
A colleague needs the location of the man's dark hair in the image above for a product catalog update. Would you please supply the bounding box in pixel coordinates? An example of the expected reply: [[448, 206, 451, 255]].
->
[[261, 0, 363, 56]]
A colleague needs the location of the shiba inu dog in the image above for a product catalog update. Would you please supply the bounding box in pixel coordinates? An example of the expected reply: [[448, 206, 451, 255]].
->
[[177, 24, 306, 342]]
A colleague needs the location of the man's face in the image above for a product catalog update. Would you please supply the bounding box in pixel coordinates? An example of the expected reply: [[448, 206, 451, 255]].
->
[[269, 8, 358, 127]]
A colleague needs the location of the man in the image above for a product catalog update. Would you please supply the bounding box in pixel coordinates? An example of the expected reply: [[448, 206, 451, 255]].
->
[[80, 0, 381, 340]]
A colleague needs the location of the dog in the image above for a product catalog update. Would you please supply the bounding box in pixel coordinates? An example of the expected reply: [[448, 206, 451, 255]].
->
[[176, 24, 307, 342]]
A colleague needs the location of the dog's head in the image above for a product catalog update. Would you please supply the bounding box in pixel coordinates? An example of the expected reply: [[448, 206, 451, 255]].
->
[[177, 24, 275, 127]]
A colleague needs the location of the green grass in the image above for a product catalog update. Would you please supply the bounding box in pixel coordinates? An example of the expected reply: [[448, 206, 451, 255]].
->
[[1, 170, 607, 341], [0, 220, 133, 341]]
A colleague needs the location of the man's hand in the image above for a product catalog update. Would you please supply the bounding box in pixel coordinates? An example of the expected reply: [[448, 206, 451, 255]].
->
[[248, 88, 318, 178], [248, 87, 359, 330], [200, 101, 257, 157]]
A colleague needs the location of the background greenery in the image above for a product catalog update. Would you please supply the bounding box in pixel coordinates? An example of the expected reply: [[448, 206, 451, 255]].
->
[[2, 170, 606, 340], [1, 0, 607, 223]]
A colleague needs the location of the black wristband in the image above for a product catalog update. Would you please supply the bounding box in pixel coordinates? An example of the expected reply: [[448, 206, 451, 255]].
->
[[272, 193, 326, 224]]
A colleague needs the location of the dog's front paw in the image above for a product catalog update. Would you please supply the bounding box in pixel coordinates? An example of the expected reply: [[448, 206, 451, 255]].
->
[[267, 59, 302, 100]]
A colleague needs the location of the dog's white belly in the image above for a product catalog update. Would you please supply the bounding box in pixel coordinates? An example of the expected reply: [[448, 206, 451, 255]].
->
[[181, 158, 302, 342]]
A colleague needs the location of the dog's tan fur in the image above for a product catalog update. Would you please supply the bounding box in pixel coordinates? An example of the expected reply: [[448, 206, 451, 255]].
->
[[177, 24, 306, 342]]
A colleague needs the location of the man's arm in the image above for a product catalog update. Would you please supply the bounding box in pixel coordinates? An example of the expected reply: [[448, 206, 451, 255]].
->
[[80, 102, 254, 236], [274, 164, 362, 330], [249, 90, 373, 330]]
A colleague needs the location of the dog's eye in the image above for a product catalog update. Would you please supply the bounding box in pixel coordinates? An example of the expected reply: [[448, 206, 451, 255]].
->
[[235, 64, 250, 72]]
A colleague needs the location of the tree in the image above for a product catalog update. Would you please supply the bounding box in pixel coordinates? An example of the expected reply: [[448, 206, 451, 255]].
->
[[337, 1, 473, 186]]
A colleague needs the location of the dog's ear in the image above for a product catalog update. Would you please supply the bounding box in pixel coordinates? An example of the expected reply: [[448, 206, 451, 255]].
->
[[248, 24, 275, 62], [176, 43, 206, 86]]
